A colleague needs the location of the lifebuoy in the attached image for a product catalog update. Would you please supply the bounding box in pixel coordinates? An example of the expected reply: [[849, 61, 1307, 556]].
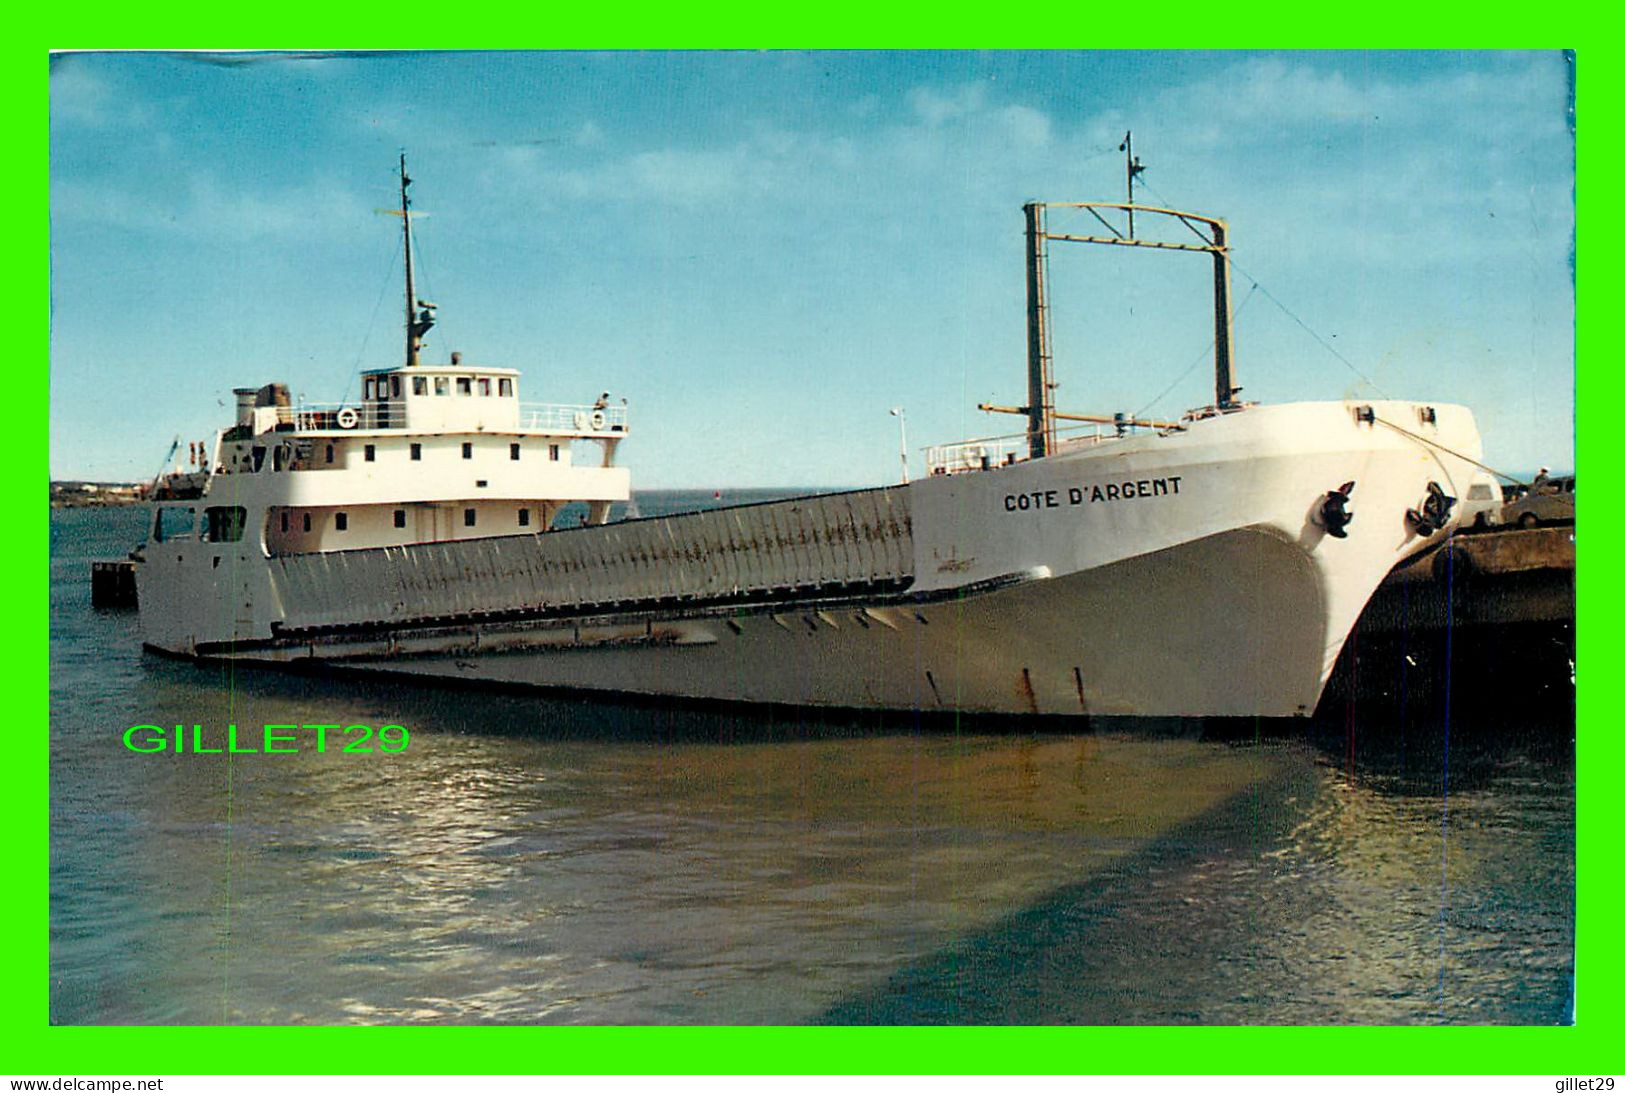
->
[[589, 409, 607, 430], [336, 407, 360, 429]]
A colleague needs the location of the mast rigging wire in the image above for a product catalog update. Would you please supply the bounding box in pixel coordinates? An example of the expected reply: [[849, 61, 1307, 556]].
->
[[1135, 281, 1259, 419], [1136, 177, 1391, 398], [340, 228, 403, 406]]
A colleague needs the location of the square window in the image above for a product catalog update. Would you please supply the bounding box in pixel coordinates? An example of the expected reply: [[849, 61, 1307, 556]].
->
[[499, 378, 513, 397], [518, 508, 530, 527], [336, 512, 348, 531], [364, 444, 376, 462], [510, 443, 521, 460], [393, 510, 406, 529], [456, 377, 471, 396], [478, 378, 491, 397], [462, 442, 473, 460], [410, 443, 422, 461], [464, 508, 476, 527], [413, 376, 427, 396], [434, 377, 449, 396]]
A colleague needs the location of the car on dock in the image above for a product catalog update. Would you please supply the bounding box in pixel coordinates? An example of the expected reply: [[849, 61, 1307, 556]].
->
[[1502, 474, 1575, 528]]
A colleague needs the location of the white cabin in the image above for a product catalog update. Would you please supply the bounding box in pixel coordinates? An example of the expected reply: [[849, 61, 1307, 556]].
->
[[146, 362, 630, 559]]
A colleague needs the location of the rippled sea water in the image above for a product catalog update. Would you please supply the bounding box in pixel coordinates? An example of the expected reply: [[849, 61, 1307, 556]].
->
[[50, 503, 1574, 1024]]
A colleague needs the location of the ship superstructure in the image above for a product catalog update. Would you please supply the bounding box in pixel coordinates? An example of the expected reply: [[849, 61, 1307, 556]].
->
[[207, 364, 628, 558]]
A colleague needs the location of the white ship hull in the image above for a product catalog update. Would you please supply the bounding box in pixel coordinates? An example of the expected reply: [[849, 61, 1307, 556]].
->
[[138, 400, 1483, 719]]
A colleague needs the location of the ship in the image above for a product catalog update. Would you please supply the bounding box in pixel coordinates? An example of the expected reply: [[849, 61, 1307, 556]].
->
[[132, 156, 1484, 719]]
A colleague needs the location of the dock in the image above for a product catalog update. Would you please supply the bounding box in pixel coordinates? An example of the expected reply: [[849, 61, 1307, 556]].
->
[[1363, 525, 1575, 630], [1323, 525, 1575, 716]]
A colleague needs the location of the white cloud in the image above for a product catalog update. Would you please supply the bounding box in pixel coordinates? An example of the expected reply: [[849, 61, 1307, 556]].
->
[[908, 83, 988, 125], [996, 104, 1051, 148], [904, 82, 1051, 148], [49, 57, 156, 130], [53, 173, 370, 241]]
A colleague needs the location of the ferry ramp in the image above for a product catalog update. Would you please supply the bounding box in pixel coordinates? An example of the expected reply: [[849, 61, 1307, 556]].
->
[[266, 487, 915, 635]]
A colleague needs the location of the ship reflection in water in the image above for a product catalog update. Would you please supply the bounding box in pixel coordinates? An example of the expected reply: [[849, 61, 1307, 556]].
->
[[51, 506, 1573, 1025]]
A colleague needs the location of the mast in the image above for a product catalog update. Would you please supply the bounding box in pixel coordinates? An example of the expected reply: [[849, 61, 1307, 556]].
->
[[1119, 131, 1146, 239], [1023, 202, 1056, 460], [399, 153, 435, 367], [1211, 218, 1239, 409], [997, 197, 1242, 450]]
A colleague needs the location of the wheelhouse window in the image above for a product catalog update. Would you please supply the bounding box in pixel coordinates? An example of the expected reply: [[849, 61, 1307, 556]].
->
[[456, 377, 472, 396], [478, 377, 491, 397], [155, 507, 196, 542], [410, 443, 422, 461], [335, 512, 348, 532], [390, 375, 402, 398], [364, 377, 376, 400], [464, 508, 477, 527], [498, 378, 513, 397], [434, 377, 449, 396], [462, 442, 473, 460], [204, 506, 247, 543], [413, 376, 427, 396]]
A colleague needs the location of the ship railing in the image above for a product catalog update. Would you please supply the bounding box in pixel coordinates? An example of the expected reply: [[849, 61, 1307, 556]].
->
[[925, 424, 1111, 476], [925, 435, 1029, 476], [280, 403, 407, 431], [520, 402, 630, 434]]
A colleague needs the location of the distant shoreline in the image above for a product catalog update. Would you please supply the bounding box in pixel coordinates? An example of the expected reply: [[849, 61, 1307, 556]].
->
[[50, 481, 144, 509]]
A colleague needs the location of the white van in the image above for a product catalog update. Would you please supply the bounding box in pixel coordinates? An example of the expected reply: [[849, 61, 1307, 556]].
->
[[1458, 471, 1503, 530]]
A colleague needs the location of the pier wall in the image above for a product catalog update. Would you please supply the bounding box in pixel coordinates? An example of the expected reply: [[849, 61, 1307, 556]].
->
[[1321, 526, 1576, 718]]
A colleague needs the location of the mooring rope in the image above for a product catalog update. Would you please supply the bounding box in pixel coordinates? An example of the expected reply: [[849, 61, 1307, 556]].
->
[[1373, 415, 1538, 490]]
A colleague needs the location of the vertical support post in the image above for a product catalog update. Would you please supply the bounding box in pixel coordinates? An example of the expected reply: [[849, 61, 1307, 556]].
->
[[1211, 219, 1239, 409], [1024, 202, 1055, 460], [890, 407, 910, 484], [1123, 131, 1136, 240], [401, 153, 418, 368]]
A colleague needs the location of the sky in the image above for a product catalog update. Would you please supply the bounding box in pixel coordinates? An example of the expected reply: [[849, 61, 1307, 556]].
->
[[48, 50, 1575, 488]]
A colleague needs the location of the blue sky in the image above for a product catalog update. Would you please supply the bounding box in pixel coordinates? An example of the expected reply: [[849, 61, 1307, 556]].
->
[[49, 50, 1574, 488]]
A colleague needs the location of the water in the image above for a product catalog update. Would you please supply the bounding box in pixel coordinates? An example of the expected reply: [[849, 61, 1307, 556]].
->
[[49, 503, 1575, 1025]]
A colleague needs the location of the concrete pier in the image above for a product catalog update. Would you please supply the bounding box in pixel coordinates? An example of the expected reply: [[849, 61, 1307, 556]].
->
[[1362, 525, 1575, 631], [1321, 525, 1576, 718]]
